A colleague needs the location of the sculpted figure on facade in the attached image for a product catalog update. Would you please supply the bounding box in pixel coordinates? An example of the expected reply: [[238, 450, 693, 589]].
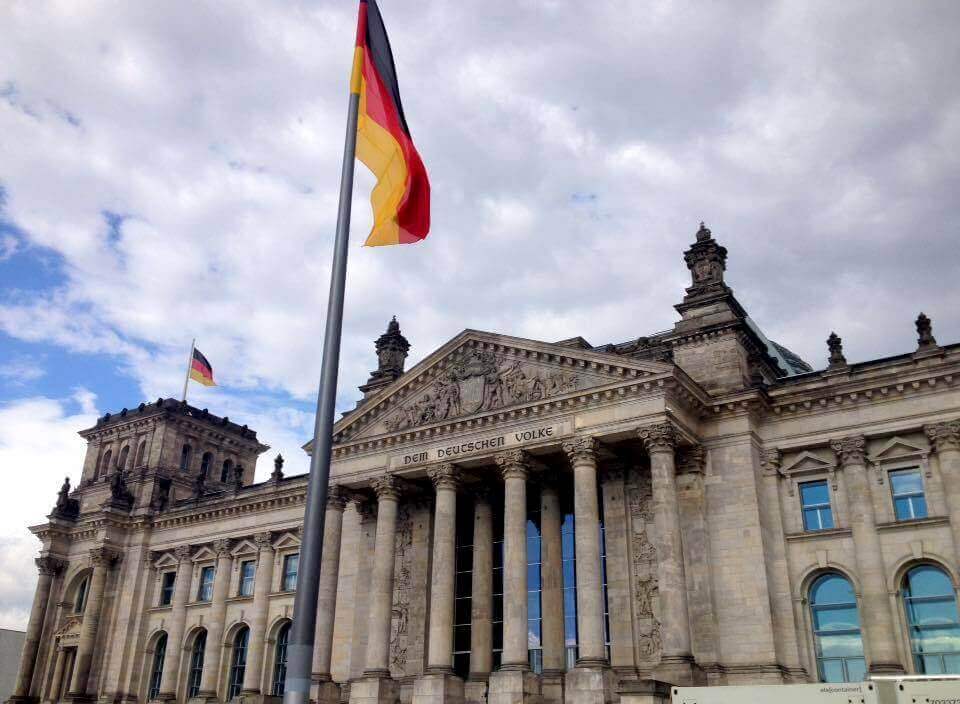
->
[[390, 502, 414, 673]]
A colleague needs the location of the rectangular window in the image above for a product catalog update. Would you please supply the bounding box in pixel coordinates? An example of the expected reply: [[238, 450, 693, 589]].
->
[[159, 571, 176, 606], [800, 480, 834, 531], [239, 560, 256, 596], [197, 565, 215, 602], [282, 553, 299, 591], [452, 497, 475, 680], [890, 469, 927, 521]]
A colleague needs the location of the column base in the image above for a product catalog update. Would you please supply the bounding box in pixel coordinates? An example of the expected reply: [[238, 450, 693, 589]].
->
[[463, 678, 488, 704], [237, 691, 278, 704], [311, 680, 342, 704], [653, 655, 701, 687], [348, 675, 399, 704], [64, 694, 97, 704], [487, 670, 541, 704], [615, 679, 672, 704], [412, 672, 464, 704], [539, 670, 564, 704], [868, 661, 906, 675], [564, 666, 616, 704], [6, 697, 40, 704]]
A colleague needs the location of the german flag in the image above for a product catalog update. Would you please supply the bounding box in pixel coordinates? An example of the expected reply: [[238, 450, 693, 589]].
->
[[190, 348, 216, 387], [352, 0, 430, 246]]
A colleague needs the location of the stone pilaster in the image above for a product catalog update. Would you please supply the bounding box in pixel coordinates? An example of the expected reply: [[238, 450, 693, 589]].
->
[[926, 421, 960, 562], [468, 488, 494, 689], [598, 464, 637, 676], [349, 475, 401, 704], [313, 487, 348, 700], [45, 646, 66, 704], [8, 557, 64, 704], [242, 533, 276, 695], [197, 540, 232, 701], [539, 478, 565, 676], [68, 547, 119, 700], [831, 437, 904, 674], [415, 464, 465, 704], [638, 423, 694, 685], [488, 451, 541, 704], [157, 545, 194, 700]]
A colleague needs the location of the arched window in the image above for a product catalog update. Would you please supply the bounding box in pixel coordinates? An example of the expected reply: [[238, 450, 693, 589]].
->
[[75, 576, 90, 614], [272, 622, 291, 695], [187, 630, 206, 698], [220, 460, 233, 484], [229, 626, 249, 698], [135, 440, 148, 467], [179, 444, 192, 472], [200, 452, 213, 479], [117, 446, 130, 471], [148, 632, 167, 700], [99, 449, 112, 479], [902, 565, 960, 674], [809, 573, 866, 682]]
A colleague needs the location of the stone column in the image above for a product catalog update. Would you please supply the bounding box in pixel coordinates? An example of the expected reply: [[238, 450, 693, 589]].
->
[[926, 421, 960, 561], [832, 437, 903, 674], [350, 476, 401, 704], [539, 479, 565, 677], [197, 540, 232, 701], [488, 451, 540, 704], [10, 557, 64, 703], [313, 487, 347, 704], [414, 465, 465, 704], [598, 464, 638, 675], [158, 545, 194, 700], [46, 645, 66, 704], [469, 489, 494, 681], [68, 547, 118, 699], [242, 533, 276, 695], [638, 423, 694, 684]]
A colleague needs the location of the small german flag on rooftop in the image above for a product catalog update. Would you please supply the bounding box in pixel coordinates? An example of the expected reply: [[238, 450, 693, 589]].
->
[[352, 0, 430, 246], [190, 348, 215, 387]]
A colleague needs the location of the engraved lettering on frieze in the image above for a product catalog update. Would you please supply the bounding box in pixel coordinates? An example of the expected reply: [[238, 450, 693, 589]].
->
[[625, 467, 661, 662], [389, 503, 413, 673], [384, 349, 579, 432]]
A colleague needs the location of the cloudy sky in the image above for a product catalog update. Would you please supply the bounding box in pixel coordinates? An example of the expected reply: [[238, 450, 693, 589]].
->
[[1, 0, 958, 628]]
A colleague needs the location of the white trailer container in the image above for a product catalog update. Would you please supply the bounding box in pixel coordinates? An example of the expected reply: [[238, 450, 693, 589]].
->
[[671, 677, 960, 704]]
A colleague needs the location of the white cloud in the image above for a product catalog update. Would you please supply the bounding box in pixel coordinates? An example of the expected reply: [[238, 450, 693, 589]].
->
[[0, 234, 17, 261], [0, 356, 45, 384]]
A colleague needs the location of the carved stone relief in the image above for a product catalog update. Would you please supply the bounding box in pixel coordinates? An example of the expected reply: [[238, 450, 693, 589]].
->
[[626, 467, 661, 663], [389, 503, 414, 674], [383, 349, 580, 432]]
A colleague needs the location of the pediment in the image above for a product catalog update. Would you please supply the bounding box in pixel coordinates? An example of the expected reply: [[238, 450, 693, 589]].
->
[[870, 436, 928, 462], [153, 551, 178, 569], [191, 546, 216, 563], [333, 329, 673, 444], [230, 539, 259, 557], [781, 450, 835, 476], [272, 532, 301, 550]]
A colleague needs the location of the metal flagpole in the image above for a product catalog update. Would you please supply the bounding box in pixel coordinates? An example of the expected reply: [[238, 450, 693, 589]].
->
[[181, 338, 196, 402], [282, 52, 362, 704]]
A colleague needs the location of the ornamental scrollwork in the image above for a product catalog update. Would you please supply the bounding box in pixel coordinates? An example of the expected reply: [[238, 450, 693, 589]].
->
[[495, 450, 529, 481], [427, 463, 460, 491], [926, 421, 960, 453], [637, 422, 677, 453], [831, 436, 867, 467]]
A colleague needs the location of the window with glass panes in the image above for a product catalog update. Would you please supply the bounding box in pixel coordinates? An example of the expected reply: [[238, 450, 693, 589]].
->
[[452, 498, 475, 679], [159, 572, 175, 606], [800, 480, 834, 531], [239, 560, 255, 596], [527, 486, 543, 673], [187, 631, 206, 698], [561, 509, 578, 669], [492, 497, 504, 670], [229, 627, 249, 698], [598, 508, 612, 660], [75, 576, 89, 614], [809, 573, 866, 683], [282, 553, 299, 591], [272, 622, 291, 695], [197, 566, 215, 602], [902, 565, 960, 674], [148, 633, 167, 700], [890, 469, 927, 521]]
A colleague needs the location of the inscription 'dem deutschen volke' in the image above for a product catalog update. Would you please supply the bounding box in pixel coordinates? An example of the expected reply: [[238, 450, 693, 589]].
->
[[393, 422, 565, 468]]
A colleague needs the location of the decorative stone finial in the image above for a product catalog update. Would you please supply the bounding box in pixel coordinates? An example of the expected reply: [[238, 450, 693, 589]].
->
[[375, 317, 410, 378], [271, 454, 285, 482], [827, 332, 847, 369], [682, 222, 728, 299], [916, 313, 937, 350]]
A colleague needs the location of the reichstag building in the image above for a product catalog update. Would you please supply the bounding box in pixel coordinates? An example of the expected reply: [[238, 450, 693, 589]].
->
[[7, 224, 960, 704]]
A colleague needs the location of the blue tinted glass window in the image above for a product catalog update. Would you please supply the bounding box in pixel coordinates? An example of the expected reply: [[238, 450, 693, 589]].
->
[[159, 572, 175, 606], [903, 565, 960, 674], [809, 574, 865, 682], [197, 566, 215, 602], [800, 480, 834, 531], [891, 469, 927, 520], [282, 554, 299, 591], [239, 561, 255, 596]]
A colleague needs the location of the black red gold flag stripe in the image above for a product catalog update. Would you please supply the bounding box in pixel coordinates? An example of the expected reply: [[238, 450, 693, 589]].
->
[[351, 0, 430, 246], [189, 348, 216, 387]]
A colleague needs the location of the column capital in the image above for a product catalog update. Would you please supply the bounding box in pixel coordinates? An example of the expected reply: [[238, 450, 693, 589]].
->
[[371, 473, 401, 500], [563, 437, 599, 465], [173, 544, 193, 563], [925, 420, 960, 453], [638, 422, 677, 453], [427, 462, 461, 491], [760, 448, 782, 476], [253, 532, 273, 550], [831, 435, 867, 466], [326, 484, 348, 510], [90, 546, 121, 568], [677, 445, 706, 475], [495, 449, 529, 481], [36, 556, 66, 576], [212, 539, 232, 557]]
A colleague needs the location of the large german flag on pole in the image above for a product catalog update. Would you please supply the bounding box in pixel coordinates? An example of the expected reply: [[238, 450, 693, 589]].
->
[[351, 0, 430, 246]]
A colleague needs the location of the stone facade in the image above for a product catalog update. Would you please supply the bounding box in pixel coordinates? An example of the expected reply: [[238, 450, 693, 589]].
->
[[8, 224, 960, 704]]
